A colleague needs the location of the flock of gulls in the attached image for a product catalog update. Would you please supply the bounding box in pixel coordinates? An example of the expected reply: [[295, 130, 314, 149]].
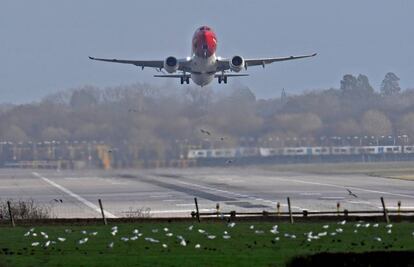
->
[[23, 220, 414, 251]]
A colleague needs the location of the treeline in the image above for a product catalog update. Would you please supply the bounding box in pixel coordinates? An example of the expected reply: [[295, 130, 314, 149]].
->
[[0, 72, 413, 160]]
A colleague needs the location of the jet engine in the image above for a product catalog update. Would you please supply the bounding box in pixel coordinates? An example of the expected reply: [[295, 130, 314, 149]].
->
[[163, 56, 179, 73], [229, 55, 244, 72]]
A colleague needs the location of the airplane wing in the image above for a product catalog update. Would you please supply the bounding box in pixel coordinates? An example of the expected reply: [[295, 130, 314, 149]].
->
[[88, 56, 192, 71], [245, 53, 317, 68], [89, 56, 164, 69], [216, 53, 317, 71]]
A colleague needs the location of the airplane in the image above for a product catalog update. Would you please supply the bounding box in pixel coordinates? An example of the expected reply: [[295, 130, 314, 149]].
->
[[89, 26, 316, 86]]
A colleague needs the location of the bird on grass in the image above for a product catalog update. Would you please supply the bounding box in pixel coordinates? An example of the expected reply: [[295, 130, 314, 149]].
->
[[346, 188, 358, 198]]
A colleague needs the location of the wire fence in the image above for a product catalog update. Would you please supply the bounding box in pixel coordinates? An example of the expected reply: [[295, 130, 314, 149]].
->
[[1, 196, 414, 227]]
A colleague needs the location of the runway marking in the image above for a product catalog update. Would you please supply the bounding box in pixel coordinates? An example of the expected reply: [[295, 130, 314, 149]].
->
[[64, 177, 101, 180], [216, 177, 245, 183], [174, 180, 248, 198], [32, 172, 117, 218], [150, 208, 215, 214], [175, 203, 196, 207], [110, 182, 128, 185], [150, 194, 173, 198], [162, 199, 180, 202], [268, 176, 414, 199], [346, 200, 373, 204], [299, 192, 322, 196], [173, 180, 308, 211], [377, 206, 414, 210], [319, 196, 346, 200]]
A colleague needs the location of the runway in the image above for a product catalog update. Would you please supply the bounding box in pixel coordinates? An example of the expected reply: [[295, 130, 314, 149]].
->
[[0, 167, 413, 218]]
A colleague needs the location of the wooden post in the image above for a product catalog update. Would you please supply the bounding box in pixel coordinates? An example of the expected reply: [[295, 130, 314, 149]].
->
[[276, 202, 281, 216], [7, 201, 15, 227], [98, 199, 107, 225], [194, 197, 200, 223], [287, 197, 293, 224], [397, 201, 401, 216], [380, 197, 390, 224]]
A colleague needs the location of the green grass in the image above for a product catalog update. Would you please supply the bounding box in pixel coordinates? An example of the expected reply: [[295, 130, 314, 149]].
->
[[0, 221, 413, 267]]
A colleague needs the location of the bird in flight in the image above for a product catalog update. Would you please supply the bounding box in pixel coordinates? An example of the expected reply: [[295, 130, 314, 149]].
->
[[200, 129, 211, 136], [346, 189, 358, 198]]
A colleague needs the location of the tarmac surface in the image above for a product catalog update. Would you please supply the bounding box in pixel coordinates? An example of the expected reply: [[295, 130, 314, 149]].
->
[[0, 167, 413, 218]]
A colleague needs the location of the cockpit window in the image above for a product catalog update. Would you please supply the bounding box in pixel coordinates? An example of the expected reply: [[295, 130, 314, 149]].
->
[[199, 26, 210, 31]]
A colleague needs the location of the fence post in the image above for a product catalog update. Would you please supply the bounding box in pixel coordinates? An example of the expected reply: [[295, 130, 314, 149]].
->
[[380, 197, 390, 224], [194, 197, 200, 223], [336, 202, 341, 216], [7, 201, 15, 227], [276, 202, 280, 216], [98, 199, 107, 225], [397, 201, 401, 216], [287, 197, 294, 224]]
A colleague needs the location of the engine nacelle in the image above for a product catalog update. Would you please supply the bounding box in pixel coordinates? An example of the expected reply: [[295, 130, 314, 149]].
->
[[163, 56, 179, 73], [229, 55, 244, 72]]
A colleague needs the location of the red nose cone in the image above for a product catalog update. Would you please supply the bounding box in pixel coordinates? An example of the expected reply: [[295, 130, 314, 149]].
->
[[192, 26, 217, 58]]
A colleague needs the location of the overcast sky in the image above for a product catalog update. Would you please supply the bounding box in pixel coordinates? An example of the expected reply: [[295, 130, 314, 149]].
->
[[1, 0, 413, 103]]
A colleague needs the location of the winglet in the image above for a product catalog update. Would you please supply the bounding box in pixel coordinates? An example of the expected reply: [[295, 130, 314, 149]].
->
[[89, 56, 95, 60], [311, 53, 317, 57]]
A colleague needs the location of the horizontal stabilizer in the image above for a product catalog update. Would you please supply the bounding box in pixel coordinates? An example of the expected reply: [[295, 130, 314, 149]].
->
[[154, 74, 190, 78], [214, 73, 249, 77]]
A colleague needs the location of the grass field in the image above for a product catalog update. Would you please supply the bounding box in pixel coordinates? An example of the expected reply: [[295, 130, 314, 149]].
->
[[0, 221, 413, 267]]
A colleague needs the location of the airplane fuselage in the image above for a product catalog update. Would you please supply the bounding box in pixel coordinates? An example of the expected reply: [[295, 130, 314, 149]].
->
[[190, 26, 218, 86]]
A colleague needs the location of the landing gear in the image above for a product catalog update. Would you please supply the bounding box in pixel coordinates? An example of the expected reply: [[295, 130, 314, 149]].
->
[[218, 75, 227, 84], [180, 75, 190, 84]]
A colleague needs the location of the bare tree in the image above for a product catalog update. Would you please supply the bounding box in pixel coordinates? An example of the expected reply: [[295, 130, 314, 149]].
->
[[361, 110, 392, 136]]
